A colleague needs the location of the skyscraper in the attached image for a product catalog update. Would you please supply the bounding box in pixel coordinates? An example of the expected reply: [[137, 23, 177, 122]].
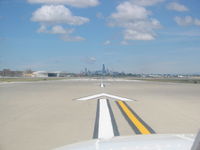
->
[[102, 64, 106, 74]]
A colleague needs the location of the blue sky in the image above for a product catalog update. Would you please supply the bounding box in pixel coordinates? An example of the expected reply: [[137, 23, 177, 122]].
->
[[0, 0, 200, 73]]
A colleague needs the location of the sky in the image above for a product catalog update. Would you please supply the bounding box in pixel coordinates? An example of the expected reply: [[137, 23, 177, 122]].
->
[[0, 0, 200, 74]]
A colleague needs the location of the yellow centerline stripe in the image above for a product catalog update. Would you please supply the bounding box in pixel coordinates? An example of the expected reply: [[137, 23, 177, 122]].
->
[[117, 101, 151, 134]]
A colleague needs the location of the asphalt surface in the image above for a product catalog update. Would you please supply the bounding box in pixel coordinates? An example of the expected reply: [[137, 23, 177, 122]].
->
[[0, 79, 200, 150]]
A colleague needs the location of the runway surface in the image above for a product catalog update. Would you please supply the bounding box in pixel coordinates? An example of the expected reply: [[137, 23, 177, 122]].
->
[[0, 79, 200, 150]]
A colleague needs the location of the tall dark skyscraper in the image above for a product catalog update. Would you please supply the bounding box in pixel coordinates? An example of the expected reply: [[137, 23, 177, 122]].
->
[[102, 64, 106, 74]]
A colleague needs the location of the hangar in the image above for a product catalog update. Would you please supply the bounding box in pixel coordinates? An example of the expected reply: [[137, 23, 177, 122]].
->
[[32, 71, 62, 77]]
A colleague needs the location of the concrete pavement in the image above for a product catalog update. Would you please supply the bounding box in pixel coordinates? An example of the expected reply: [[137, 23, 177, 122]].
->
[[0, 79, 200, 150]]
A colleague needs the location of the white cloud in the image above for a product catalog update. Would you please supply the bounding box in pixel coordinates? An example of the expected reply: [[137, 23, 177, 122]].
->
[[161, 30, 200, 37], [120, 40, 129, 45], [37, 25, 84, 42], [109, 1, 161, 41], [28, 0, 99, 8], [31, 5, 89, 25], [104, 40, 111, 45], [130, 0, 164, 6], [96, 12, 104, 19], [38, 25, 85, 41], [83, 56, 96, 64], [50, 25, 73, 34], [194, 19, 200, 26], [178, 31, 200, 37], [174, 16, 192, 26], [167, 2, 188, 12], [174, 16, 200, 26], [61, 35, 85, 41], [37, 24, 47, 33], [111, 2, 150, 21], [37, 25, 74, 34], [88, 57, 96, 62], [124, 29, 155, 40], [121, 19, 161, 40]]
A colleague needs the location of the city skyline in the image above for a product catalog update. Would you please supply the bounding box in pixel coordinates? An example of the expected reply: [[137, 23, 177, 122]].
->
[[0, 0, 200, 74]]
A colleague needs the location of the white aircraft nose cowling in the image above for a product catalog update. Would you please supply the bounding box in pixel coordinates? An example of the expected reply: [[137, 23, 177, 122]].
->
[[54, 134, 195, 150]]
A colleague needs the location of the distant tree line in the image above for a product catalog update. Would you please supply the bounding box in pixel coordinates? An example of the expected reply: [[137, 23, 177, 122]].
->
[[0, 69, 33, 77]]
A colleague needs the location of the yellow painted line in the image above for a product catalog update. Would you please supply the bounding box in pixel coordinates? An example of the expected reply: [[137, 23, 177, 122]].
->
[[117, 101, 151, 134]]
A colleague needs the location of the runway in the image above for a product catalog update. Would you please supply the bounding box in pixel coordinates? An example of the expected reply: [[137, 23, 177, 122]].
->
[[0, 79, 200, 150]]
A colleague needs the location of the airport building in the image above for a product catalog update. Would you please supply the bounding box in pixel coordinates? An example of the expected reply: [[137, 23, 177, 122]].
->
[[32, 71, 48, 77], [32, 71, 64, 77]]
